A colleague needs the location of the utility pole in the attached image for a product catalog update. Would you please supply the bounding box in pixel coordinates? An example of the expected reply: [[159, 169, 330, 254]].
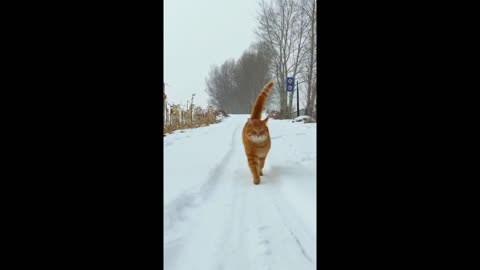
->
[[190, 94, 195, 123], [296, 81, 299, 117]]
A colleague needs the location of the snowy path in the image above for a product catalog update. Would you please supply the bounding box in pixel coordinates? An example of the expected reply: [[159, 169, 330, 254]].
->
[[164, 114, 316, 270]]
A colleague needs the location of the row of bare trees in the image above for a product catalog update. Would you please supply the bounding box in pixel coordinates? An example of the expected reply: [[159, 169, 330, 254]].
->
[[205, 42, 273, 114], [205, 0, 316, 119]]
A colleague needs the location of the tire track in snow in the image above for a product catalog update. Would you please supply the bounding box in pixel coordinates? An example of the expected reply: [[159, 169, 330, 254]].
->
[[214, 117, 315, 270], [221, 163, 315, 269], [165, 115, 316, 270], [284, 220, 314, 264], [265, 180, 316, 267], [164, 120, 243, 270], [197, 124, 240, 197], [164, 122, 240, 232]]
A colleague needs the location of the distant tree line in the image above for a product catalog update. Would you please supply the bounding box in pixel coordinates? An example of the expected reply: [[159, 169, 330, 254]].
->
[[205, 42, 273, 114], [205, 0, 316, 119]]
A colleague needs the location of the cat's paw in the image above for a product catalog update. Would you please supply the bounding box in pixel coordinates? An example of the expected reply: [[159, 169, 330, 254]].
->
[[259, 171, 263, 176], [253, 178, 260, 185]]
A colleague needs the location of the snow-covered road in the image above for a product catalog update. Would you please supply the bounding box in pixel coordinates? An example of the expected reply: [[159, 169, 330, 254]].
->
[[164, 114, 316, 270]]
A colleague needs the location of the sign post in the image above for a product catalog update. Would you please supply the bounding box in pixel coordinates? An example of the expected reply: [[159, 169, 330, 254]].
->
[[286, 77, 294, 118], [296, 81, 299, 117]]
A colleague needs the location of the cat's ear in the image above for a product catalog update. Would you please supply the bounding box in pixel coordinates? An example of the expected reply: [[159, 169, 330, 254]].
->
[[262, 117, 269, 124]]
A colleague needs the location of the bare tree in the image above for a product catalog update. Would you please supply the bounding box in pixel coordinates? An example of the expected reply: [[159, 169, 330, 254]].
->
[[255, 0, 309, 118], [234, 42, 273, 113], [205, 59, 236, 112], [300, 0, 316, 117], [205, 43, 272, 114]]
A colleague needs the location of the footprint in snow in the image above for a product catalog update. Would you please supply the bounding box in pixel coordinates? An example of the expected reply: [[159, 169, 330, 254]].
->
[[256, 227, 272, 256], [258, 225, 268, 231]]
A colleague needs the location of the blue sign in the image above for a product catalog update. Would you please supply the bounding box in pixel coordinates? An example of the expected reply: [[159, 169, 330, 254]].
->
[[286, 77, 295, 92]]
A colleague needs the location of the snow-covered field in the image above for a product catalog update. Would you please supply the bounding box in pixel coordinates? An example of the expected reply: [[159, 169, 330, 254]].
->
[[164, 114, 316, 270]]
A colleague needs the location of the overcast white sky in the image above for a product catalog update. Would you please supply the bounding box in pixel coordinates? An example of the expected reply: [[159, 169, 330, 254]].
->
[[164, 0, 259, 108]]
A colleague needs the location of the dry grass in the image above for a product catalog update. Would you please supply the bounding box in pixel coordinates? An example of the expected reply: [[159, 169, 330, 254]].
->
[[164, 103, 225, 135]]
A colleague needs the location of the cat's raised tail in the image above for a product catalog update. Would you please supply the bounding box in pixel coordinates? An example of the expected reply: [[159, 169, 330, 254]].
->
[[250, 81, 274, 120]]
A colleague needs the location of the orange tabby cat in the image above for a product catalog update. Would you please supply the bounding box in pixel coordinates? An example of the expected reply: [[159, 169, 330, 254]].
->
[[242, 81, 274, 185]]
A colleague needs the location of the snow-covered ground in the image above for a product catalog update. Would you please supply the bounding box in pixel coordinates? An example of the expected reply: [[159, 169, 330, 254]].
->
[[164, 114, 316, 270], [292, 115, 316, 123]]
